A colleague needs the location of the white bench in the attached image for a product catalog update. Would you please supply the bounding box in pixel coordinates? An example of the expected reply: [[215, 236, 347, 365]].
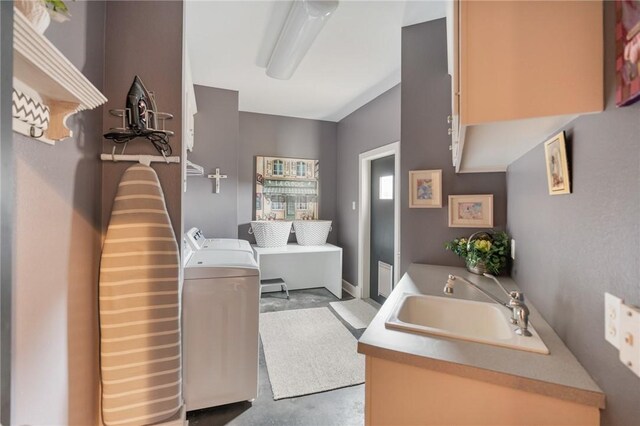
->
[[252, 243, 343, 299]]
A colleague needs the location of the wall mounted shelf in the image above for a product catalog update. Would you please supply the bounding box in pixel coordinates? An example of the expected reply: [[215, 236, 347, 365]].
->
[[186, 160, 204, 177], [12, 7, 107, 144]]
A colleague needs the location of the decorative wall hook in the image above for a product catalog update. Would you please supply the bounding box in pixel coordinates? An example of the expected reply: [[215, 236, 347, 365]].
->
[[29, 125, 44, 139]]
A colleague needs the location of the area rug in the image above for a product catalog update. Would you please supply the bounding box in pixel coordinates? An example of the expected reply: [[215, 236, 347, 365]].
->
[[259, 307, 365, 400], [330, 299, 380, 329]]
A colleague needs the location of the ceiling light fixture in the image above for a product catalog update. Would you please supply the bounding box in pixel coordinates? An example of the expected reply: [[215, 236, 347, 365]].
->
[[266, 0, 339, 80]]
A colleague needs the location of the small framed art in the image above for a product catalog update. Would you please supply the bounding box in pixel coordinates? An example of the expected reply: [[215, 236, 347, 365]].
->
[[409, 170, 442, 208], [543, 131, 571, 195], [615, 0, 640, 106], [448, 194, 493, 228]]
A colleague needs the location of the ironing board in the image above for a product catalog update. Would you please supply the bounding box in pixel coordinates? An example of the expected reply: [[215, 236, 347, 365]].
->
[[99, 164, 181, 426]]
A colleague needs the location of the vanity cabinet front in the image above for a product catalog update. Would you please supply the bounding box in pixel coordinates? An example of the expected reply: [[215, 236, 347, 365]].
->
[[364, 355, 600, 426]]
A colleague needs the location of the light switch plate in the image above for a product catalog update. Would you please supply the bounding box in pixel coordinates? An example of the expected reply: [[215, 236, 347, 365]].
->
[[619, 304, 640, 377], [605, 292, 622, 349]]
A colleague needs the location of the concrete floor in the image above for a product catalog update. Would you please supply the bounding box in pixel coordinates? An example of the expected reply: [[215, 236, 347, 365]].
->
[[187, 288, 366, 426]]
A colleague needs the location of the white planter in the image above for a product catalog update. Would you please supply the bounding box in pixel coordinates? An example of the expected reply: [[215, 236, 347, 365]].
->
[[250, 221, 292, 248], [293, 220, 332, 246], [15, 0, 51, 34]]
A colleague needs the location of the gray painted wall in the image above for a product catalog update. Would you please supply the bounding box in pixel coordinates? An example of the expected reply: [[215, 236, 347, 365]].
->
[[238, 112, 338, 244], [336, 85, 401, 285], [183, 101, 338, 243], [11, 2, 105, 424], [507, 4, 640, 425], [400, 19, 507, 274], [184, 85, 239, 238], [102, 1, 183, 240]]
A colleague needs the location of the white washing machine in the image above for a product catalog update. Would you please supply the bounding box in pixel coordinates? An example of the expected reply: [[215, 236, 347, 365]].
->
[[185, 227, 252, 253], [183, 242, 260, 411]]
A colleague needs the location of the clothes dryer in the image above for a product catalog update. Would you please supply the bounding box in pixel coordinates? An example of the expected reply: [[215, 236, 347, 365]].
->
[[183, 243, 260, 411]]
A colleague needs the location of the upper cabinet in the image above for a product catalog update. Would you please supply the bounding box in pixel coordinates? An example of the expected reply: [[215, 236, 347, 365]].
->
[[183, 47, 198, 153], [182, 45, 200, 192], [447, 0, 603, 173]]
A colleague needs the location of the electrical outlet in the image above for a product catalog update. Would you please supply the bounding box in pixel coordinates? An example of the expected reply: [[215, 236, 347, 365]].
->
[[605, 293, 622, 349], [619, 304, 640, 378], [510, 239, 516, 260], [352, 201, 356, 210]]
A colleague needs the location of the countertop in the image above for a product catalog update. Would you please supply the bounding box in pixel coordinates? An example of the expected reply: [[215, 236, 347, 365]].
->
[[357, 264, 605, 409]]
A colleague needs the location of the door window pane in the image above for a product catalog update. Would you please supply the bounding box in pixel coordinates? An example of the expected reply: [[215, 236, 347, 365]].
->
[[379, 175, 393, 200]]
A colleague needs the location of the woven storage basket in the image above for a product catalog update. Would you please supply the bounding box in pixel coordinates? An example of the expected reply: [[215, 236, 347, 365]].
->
[[292, 220, 332, 246], [250, 221, 292, 248]]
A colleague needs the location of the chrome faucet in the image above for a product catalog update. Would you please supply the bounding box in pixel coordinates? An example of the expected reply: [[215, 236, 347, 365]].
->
[[444, 274, 532, 337]]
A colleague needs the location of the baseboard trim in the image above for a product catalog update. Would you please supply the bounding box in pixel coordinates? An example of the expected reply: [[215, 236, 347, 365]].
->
[[342, 279, 360, 298]]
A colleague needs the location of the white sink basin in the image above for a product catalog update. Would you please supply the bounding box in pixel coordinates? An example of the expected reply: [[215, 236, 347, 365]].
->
[[385, 293, 549, 354]]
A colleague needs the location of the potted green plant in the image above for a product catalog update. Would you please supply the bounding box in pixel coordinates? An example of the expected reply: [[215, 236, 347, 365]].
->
[[445, 231, 510, 275], [44, 0, 72, 22], [16, 0, 71, 34]]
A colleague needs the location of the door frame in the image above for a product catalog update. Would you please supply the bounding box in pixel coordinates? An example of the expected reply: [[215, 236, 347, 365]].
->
[[0, 1, 13, 423], [357, 141, 400, 299]]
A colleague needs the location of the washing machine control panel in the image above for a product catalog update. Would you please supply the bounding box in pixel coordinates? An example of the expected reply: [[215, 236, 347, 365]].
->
[[185, 227, 205, 250]]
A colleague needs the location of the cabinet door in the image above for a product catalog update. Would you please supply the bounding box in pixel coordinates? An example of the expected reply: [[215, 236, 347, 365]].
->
[[447, 0, 464, 168], [446, 1, 458, 161], [365, 356, 600, 426], [459, 0, 603, 126]]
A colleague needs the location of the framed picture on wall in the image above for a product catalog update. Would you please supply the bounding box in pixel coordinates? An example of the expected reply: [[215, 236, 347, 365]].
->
[[448, 194, 493, 228], [409, 170, 442, 208], [616, 0, 640, 106], [543, 131, 571, 195], [255, 155, 320, 220]]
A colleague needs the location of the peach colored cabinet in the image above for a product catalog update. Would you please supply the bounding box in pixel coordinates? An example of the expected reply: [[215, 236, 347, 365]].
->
[[364, 355, 601, 426], [447, 0, 603, 173]]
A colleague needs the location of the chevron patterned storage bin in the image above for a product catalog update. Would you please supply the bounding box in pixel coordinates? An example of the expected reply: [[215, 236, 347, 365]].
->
[[12, 89, 50, 131], [293, 220, 332, 246], [250, 221, 292, 248]]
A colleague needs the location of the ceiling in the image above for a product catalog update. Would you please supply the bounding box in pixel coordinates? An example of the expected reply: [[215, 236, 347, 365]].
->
[[185, 1, 446, 122]]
